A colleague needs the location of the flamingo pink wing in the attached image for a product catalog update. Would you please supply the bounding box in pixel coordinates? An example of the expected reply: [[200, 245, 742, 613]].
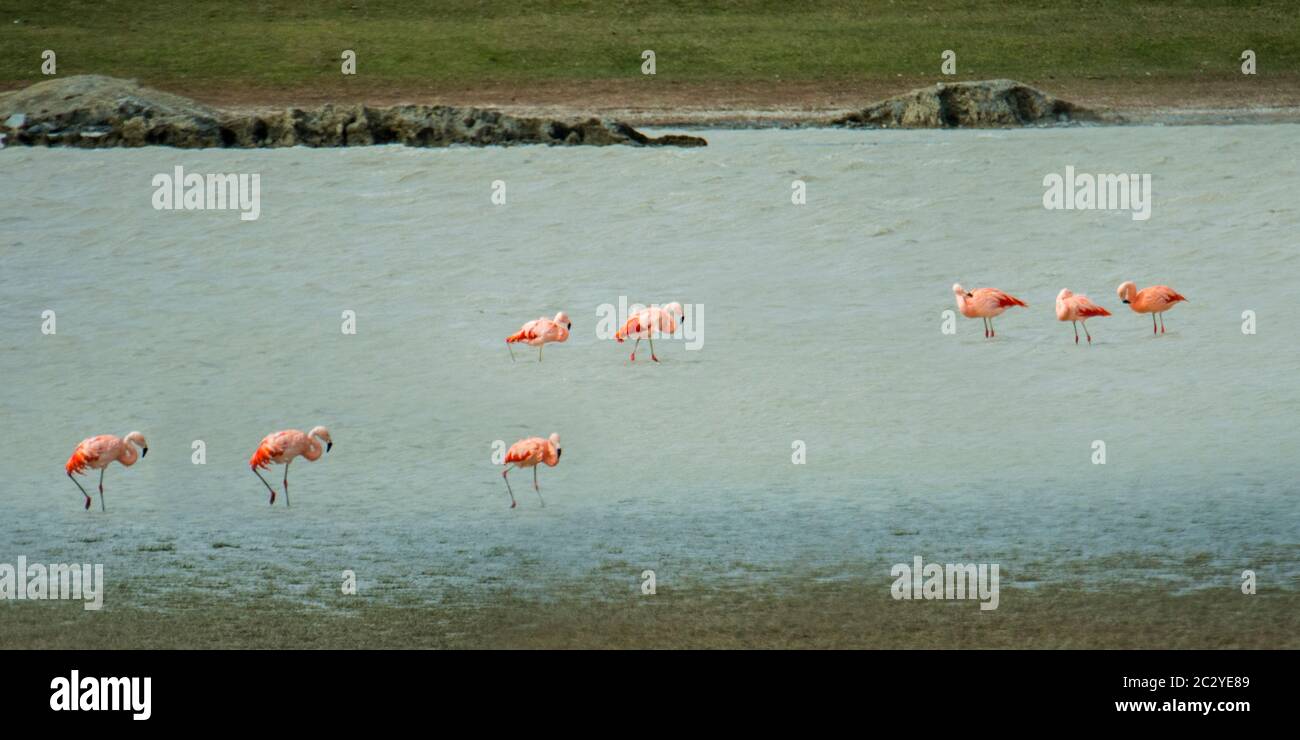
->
[[250, 434, 285, 470], [1074, 297, 1111, 317]]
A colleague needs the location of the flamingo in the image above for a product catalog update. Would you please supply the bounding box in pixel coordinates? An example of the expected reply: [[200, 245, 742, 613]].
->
[[1117, 281, 1187, 334], [952, 283, 1028, 338], [249, 427, 333, 506], [1056, 289, 1112, 344], [614, 302, 684, 362], [65, 432, 148, 511], [500, 433, 561, 508], [506, 311, 571, 362]]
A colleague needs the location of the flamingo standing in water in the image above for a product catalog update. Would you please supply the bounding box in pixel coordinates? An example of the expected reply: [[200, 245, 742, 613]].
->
[[1056, 289, 1112, 344], [65, 432, 149, 511], [506, 311, 571, 362], [249, 427, 333, 506], [615, 302, 684, 362], [500, 433, 561, 508], [1117, 281, 1187, 334], [952, 283, 1028, 338]]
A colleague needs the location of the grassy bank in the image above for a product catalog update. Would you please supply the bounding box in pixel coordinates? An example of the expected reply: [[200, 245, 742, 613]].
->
[[3, 582, 1294, 649], [1, 1, 1298, 110]]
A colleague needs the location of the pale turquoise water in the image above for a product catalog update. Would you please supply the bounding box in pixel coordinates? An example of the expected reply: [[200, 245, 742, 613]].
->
[[0, 126, 1297, 611]]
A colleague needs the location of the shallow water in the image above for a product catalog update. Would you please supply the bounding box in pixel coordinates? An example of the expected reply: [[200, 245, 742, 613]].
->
[[1, 126, 1298, 611]]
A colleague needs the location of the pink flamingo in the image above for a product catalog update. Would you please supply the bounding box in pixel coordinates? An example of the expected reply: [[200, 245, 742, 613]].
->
[[1056, 289, 1112, 344], [500, 433, 561, 508], [506, 311, 571, 362], [615, 302, 684, 362], [952, 283, 1028, 338], [65, 432, 149, 511], [1117, 281, 1187, 334], [249, 427, 333, 506]]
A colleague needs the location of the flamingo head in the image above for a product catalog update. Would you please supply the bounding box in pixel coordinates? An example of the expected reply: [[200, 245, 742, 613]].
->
[[663, 302, 685, 323], [310, 426, 333, 452], [1116, 281, 1136, 304], [125, 431, 148, 457], [1057, 288, 1074, 301], [548, 432, 562, 462], [952, 283, 973, 300], [554, 311, 571, 331]]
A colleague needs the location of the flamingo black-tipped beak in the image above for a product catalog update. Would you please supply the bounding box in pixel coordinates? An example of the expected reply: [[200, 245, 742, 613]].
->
[[1122, 300, 1130, 304], [326, 442, 333, 452], [141, 447, 148, 458], [556, 449, 562, 460]]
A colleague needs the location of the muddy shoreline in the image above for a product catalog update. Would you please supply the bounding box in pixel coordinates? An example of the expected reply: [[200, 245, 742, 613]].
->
[[3, 581, 1294, 649], [7, 76, 1296, 130]]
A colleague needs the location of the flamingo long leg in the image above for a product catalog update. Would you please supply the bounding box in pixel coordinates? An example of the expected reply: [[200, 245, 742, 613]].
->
[[649, 335, 658, 362], [68, 472, 92, 510], [539, 343, 543, 362], [1073, 321, 1079, 344], [1152, 313, 1158, 334], [501, 465, 517, 508], [1084, 322, 1093, 343], [507, 341, 516, 362], [253, 468, 278, 505], [283, 460, 291, 508], [1159, 313, 1166, 334], [533, 466, 545, 507], [98, 468, 106, 512], [631, 338, 640, 362]]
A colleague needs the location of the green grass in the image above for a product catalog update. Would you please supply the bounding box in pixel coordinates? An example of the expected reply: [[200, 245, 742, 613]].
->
[[2, 581, 1295, 649], [0, 1, 1296, 91]]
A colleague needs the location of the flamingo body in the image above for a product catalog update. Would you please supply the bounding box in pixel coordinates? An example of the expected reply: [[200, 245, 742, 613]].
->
[[1118, 281, 1186, 334], [65, 432, 148, 511], [953, 284, 1027, 337], [506, 312, 570, 361], [614, 302, 684, 361], [500, 433, 562, 508], [249, 426, 332, 506], [1056, 289, 1111, 344]]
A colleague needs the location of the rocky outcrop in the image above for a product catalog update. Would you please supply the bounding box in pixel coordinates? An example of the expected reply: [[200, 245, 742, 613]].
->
[[0, 75, 707, 148], [831, 79, 1090, 128]]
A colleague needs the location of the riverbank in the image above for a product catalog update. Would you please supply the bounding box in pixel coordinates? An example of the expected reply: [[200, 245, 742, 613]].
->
[[3, 581, 1293, 649], [3, 1, 1298, 127], [75, 76, 1300, 128], [6, 76, 1298, 130]]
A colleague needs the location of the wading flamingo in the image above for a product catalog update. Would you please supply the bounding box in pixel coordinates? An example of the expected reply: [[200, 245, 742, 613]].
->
[[506, 311, 571, 362], [1056, 289, 1111, 344], [952, 283, 1028, 338], [500, 433, 561, 508], [1117, 281, 1187, 334], [249, 427, 333, 506], [615, 302, 684, 362], [65, 432, 148, 511]]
